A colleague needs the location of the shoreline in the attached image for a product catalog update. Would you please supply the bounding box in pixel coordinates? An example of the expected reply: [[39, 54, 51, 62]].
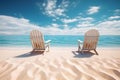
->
[[0, 46, 120, 48]]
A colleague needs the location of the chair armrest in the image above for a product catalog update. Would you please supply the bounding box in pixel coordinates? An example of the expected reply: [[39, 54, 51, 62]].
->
[[45, 40, 51, 52], [78, 40, 83, 44], [78, 40, 83, 51], [45, 40, 51, 44]]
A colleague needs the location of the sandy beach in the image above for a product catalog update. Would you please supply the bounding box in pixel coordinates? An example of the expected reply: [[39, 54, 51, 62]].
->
[[0, 0, 120, 80], [0, 47, 120, 80]]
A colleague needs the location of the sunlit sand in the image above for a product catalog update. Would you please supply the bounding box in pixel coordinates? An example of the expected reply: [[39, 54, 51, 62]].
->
[[0, 47, 120, 80]]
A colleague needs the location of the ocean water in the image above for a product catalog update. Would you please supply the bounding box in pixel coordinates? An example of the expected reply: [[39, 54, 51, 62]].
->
[[0, 35, 120, 47]]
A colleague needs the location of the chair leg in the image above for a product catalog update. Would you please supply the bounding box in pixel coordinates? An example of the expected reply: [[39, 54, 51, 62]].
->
[[46, 44, 50, 52], [48, 45, 49, 52], [94, 49, 98, 55], [81, 50, 84, 55], [78, 46, 80, 52], [32, 49, 36, 52], [78, 45, 81, 52], [31, 49, 35, 54]]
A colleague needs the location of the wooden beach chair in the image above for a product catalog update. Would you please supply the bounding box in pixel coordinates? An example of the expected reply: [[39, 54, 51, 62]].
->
[[30, 30, 51, 53], [78, 29, 99, 55]]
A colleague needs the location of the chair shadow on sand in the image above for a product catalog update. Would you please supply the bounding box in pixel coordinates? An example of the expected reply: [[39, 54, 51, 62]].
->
[[72, 51, 95, 58], [15, 51, 44, 58]]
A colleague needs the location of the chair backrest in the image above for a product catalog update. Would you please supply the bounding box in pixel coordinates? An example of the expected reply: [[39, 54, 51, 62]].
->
[[30, 30, 45, 50], [82, 29, 99, 50]]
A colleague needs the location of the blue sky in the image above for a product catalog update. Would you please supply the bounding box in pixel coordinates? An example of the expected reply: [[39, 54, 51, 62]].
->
[[0, 0, 120, 35]]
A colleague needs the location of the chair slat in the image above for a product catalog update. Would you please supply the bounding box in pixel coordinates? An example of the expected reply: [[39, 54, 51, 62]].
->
[[30, 30, 45, 51], [79, 29, 99, 55]]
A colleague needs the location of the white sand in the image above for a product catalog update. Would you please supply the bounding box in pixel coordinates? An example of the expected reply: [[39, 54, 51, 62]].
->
[[0, 47, 120, 80]]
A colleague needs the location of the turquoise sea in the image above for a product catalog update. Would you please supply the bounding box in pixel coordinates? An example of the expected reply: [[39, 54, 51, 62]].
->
[[0, 35, 120, 47]]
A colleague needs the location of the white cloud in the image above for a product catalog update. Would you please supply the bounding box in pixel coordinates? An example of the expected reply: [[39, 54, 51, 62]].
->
[[109, 16, 120, 20], [96, 20, 120, 35], [62, 18, 78, 23], [38, 0, 69, 17], [114, 9, 120, 15], [77, 22, 94, 27], [0, 15, 120, 35], [0, 15, 39, 35], [61, 17, 94, 24], [0, 15, 89, 35], [87, 6, 100, 15], [80, 17, 94, 21], [51, 23, 59, 28], [97, 20, 120, 28]]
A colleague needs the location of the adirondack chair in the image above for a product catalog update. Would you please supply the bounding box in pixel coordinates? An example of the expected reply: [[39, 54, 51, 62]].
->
[[78, 29, 99, 55], [30, 30, 51, 53]]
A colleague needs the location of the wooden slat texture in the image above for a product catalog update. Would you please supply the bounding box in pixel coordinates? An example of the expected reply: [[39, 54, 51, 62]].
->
[[80, 29, 99, 55], [30, 30, 45, 51]]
